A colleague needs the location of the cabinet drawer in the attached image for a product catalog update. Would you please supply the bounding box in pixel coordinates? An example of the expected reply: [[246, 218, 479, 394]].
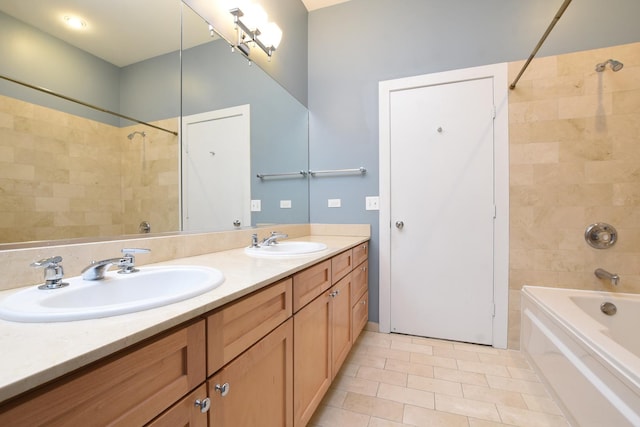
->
[[352, 242, 369, 267], [0, 320, 206, 427], [331, 249, 353, 284], [292, 260, 331, 313], [352, 291, 369, 340], [351, 259, 368, 303], [207, 278, 292, 376]]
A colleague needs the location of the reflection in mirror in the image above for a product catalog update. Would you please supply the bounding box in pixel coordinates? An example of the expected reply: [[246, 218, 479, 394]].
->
[[181, 2, 309, 232], [0, 0, 309, 246]]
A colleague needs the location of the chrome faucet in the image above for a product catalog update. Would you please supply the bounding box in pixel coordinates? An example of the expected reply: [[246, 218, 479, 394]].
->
[[595, 268, 620, 286], [82, 248, 150, 281], [261, 231, 288, 246]]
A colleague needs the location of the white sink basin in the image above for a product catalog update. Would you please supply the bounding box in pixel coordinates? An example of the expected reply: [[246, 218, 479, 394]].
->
[[244, 241, 328, 258], [0, 266, 224, 322]]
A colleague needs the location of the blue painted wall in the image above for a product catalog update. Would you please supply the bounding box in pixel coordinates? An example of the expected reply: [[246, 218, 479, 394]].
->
[[307, 0, 640, 322]]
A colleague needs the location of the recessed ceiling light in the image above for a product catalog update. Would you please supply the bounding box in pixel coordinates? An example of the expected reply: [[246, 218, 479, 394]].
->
[[63, 15, 87, 30]]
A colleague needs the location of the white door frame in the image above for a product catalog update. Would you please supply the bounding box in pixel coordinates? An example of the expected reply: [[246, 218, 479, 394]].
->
[[378, 63, 510, 348], [180, 104, 251, 231]]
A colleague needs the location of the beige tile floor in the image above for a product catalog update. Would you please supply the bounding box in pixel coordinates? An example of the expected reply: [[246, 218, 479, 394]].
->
[[309, 329, 569, 427]]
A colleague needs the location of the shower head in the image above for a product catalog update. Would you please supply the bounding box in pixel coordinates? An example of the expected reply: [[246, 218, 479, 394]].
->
[[595, 59, 624, 72], [127, 131, 146, 140]]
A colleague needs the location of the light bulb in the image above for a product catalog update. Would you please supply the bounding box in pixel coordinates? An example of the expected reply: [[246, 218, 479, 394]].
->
[[260, 22, 282, 49], [243, 3, 268, 31], [63, 15, 86, 30]]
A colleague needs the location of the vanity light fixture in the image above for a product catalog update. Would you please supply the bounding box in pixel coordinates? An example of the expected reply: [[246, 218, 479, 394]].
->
[[63, 15, 87, 30], [228, 1, 282, 60]]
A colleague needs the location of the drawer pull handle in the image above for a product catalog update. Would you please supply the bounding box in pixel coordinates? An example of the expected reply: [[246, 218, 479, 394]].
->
[[361, 266, 367, 272], [215, 383, 230, 397], [195, 397, 211, 413]]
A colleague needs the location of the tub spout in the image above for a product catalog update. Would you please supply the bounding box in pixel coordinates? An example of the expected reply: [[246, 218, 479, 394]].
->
[[595, 268, 619, 286]]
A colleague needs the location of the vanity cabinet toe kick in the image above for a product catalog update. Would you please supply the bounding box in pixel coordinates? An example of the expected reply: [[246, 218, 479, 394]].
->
[[0, 240, 369, 427]]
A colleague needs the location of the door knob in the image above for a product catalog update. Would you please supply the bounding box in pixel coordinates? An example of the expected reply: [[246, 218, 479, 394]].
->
[[395, 221, 404, 229], [194, 397, 211, 413], [215, 383, 230, 396]]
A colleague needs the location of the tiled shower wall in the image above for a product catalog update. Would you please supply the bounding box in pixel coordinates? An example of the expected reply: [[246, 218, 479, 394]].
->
[[508, 41, 640, 348], [0, 95, 178, 243]]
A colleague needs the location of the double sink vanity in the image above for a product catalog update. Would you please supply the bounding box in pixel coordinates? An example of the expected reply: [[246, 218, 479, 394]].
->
[[0, 224, 370, 426]]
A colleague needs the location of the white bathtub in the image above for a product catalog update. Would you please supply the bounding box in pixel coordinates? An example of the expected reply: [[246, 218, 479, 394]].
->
[[521, 286, 640, 427]]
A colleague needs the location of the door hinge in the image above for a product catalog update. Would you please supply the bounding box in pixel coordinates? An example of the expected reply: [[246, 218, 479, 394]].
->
[[492, 204, 497, 219], [491, 302, 496, 317], [492, 105, 496, 119]]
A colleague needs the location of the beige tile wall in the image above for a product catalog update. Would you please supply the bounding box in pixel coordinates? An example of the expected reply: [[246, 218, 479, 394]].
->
[[0, 95, 178, 243], [508, 41, 640, 348]]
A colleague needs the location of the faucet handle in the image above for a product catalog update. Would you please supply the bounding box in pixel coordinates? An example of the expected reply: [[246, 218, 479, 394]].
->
[[121, 248, 151, 255], [30, 256, 63, 268], [30, 256, 69, 290], [118, 248, 150, 274]]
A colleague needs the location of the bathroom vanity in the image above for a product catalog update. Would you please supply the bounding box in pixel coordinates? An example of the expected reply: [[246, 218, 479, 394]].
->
[[0, 232, 369, 427]]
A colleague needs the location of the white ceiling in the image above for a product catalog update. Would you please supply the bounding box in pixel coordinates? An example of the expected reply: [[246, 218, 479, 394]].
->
[[302, 0, 352, 11], [0, 0, 351, 67], [0, 0, 212, 67]]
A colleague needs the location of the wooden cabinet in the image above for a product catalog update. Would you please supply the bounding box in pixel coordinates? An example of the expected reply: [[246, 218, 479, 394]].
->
[[331, 272, 352, 380], [293, 247, 364, 427], [147, 384, 209, 427], [353, 242, 369, 267], [0, 320, 206, 427], [352, 291, 369, 339], [292, 260, 331, 312], [207, 278, 292, 375], [209, 319, 293, 427], [293, 290, 332, 427], [331, 249, 353, 283], [0, 239, 369, 427]]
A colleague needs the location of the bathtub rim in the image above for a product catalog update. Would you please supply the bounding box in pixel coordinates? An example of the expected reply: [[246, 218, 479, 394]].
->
[[521, 285, 640, 393]]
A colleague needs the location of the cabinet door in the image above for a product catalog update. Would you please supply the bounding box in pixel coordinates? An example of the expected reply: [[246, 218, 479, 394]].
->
[[0, 321, 206, 427], [351, 259, 368, 304], [352, 291, 369, 340], [293, 292, 332, 427], [147, 384, 209, 427], [331, 273, 352, 379], [209, 319, 293, 427]]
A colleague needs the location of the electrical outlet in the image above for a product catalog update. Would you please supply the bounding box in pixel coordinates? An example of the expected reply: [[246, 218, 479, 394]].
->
[[328, 199, 341, 208], [250, 200, 261, 212], [280, 200, 292, 209], [365, 196, 379, 211]]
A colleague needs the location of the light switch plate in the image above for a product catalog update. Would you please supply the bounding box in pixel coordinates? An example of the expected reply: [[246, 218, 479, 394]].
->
[[365, 196, 379, 211], [250, 200, 261, 212], [280, 200, 292, 209], [328, 199, 341, 208]]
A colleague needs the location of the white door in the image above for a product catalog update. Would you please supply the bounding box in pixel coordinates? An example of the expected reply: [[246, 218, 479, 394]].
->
[[181, 105, 250, 231], [389, 77, 495, 345]]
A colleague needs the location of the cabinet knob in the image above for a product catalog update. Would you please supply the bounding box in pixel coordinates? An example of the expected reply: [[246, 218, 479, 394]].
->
[[194, 397, 211, 413], [330, 290, 340, 298], [215, 382, 230, 397], [361, 300, 367, 305]]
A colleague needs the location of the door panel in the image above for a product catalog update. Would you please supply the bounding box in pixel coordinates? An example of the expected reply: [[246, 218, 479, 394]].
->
[[389, 77, 494, 345], [182, 105, 250, 231]]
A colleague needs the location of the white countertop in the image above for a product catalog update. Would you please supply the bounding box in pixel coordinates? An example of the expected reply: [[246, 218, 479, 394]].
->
[[0, 234, 368, 403]]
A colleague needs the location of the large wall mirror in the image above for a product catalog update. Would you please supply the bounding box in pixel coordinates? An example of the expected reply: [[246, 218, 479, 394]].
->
[[0, 0, 309, 246]]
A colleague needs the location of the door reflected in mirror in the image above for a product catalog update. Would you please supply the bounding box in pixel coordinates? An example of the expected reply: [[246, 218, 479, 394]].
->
[[0, 0, 309, 246]]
